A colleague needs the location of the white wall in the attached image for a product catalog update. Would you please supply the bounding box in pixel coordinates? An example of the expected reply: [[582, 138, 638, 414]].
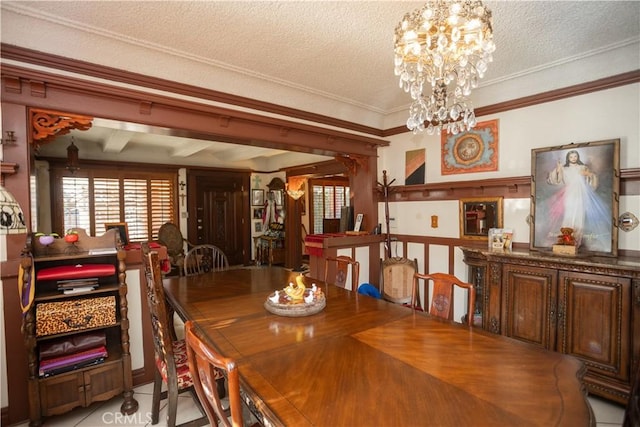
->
[[378, 84, 640, 251]]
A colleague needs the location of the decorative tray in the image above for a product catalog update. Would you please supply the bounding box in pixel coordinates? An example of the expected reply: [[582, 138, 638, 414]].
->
[[264, 278, 326, 317]]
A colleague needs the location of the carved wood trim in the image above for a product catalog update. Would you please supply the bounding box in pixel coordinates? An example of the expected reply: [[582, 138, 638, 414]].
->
[[335, 154, 368, 176], [29, 108, 93, 149], [2, 64, 387, 158], [3, 75, 21, 93], [383, 70, 640, 136], [0, 44, 384, 137], [0, 162, 18, 186], [4, 45, 638, 141], [378, 171, 639, 202]]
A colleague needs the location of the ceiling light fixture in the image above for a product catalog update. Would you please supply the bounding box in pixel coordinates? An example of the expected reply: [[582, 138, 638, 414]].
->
[[286, 177, 306, 200], [66, 138, 80, 173], [394, 0, 495, 135]]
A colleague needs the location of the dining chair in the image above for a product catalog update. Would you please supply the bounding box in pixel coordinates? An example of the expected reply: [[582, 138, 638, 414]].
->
[[157, 222, 195, 276], [412, 272, 476, 326], [324, 255, 360, 291], [141, 242, 209, 427], [380, 257, 418, 305], [185, 320, 245, 427], [184, 244, 230, 276]]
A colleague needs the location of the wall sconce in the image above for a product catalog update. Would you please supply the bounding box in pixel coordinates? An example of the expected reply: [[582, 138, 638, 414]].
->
[[286, 177, 305, 200], [0, 131, 16, 146], [0, 184, 27, 234], [66, 138, 80, 173]]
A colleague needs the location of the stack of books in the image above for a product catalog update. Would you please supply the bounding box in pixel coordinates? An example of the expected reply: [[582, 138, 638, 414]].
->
[[38, 331, 108, 377], [57, 278, 99, 295]]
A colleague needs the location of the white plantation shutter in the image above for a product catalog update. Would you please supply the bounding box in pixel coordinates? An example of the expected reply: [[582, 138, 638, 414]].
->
[[312, 185, 323, 233], [94, 178, 121, 228], [62, 177, 91, 232], [149, 179, 174, 240], [59, 171, 176, 242], [311, 181, 350, 234], [123, 179, 148, 242]]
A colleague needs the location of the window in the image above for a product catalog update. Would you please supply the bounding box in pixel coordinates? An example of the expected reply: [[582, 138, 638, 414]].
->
[[53, 165, 177, 242], [310, 178, 350, 234]]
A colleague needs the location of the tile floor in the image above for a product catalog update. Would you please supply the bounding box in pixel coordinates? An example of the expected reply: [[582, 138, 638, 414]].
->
[[10, 383, 626, 427]]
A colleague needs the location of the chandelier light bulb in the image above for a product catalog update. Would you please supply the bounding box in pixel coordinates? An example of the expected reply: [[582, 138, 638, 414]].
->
[[394, 0, 495, 134]]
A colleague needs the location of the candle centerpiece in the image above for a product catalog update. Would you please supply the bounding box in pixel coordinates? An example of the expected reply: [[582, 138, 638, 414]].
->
[[264, 274, 326, 317]]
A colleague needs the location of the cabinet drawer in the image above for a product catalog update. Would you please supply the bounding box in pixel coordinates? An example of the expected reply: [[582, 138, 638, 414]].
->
[[36, 296, 116, 337]]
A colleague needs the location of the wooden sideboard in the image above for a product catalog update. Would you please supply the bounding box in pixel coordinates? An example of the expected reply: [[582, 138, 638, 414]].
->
[[461, 247, 640, 404]]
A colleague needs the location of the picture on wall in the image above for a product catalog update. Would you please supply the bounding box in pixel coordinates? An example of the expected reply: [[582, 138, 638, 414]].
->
[[405, 149, 425, 185], [530, 139, 619, 256], [441, 119, 499, 175], [252, 189, 265, 206], [253, 208, 264, 220]]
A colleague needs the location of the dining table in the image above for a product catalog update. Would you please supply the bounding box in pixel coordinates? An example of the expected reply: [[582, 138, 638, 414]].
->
[[163, 266, 594, 427]]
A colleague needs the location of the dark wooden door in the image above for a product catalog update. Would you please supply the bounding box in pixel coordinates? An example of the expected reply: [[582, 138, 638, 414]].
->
[[502, 264, 557, 349], [558, 271, 631, 384], [188, 171, 249, 266]]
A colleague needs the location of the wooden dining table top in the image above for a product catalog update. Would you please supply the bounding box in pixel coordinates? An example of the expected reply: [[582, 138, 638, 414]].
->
[[163, 266, 594, 427]]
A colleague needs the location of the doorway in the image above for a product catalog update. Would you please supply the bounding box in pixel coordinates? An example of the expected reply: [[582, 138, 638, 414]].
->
[[187, 170, 250, 266]]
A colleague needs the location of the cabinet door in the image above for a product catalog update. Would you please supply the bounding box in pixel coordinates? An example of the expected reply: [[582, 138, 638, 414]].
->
[[503, 264, 557, 349], [558, 271, 631, 383], [84, 360, 124, 405], [39, 371, 85, 416]]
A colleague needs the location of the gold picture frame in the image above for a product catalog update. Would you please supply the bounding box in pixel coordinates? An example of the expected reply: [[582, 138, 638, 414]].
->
[[530, 139, 619, 256], [459, 197, 503, 240]]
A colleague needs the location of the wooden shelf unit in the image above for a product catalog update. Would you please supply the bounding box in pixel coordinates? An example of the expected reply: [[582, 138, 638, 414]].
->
[[21, 229, 138, 427]]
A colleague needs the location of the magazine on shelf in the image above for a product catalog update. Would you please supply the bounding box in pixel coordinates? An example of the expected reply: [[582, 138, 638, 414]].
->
[[488, 228, 513, 250], [57, 277, 99, 294]]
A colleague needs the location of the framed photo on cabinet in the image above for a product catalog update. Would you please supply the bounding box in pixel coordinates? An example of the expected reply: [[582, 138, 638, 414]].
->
[[104, 222, 129, 246]]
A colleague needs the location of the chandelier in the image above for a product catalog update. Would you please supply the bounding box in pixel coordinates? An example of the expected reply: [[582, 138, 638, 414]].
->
[[394, 0, 495, 135]]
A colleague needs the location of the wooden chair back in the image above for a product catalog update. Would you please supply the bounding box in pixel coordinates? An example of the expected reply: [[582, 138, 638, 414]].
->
[[184, 244, 229, 276], [157, 222, 194, 275], [381, 257, 417, 304], [141, 242, 176, 377], [413, 272, 476, 326], [185, 320, 243, 427], [324, 255, 360, 291], [142, 243, 210, 427]]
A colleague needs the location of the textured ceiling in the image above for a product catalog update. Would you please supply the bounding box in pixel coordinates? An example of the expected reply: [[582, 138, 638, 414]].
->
[[2, 1, 639, 169]]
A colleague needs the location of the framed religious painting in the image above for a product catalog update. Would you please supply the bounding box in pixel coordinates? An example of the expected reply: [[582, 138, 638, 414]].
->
[[441, 119, 498, 175], [530, 139, 619, 256]]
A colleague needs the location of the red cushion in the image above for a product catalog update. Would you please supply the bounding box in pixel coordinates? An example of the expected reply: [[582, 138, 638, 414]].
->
[[155, 339, 194, 390], [156, 339, 224, 390], [37, 264, 116, 281]]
